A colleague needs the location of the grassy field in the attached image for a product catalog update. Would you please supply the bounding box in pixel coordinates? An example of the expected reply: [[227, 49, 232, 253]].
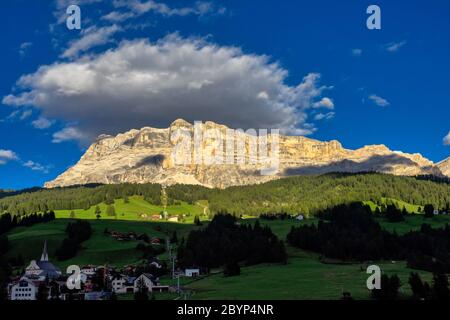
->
[[5, 218, 199, 271], [379, 214, 450, 235], [364, 197, 424, 213], [117, 292, 180, 300], [6, 194, 207, 273], [55, 195, 205, 222], [242, 218, 317, 239], [5, 209, 450, 299], [184, 214, 448, 300], [247, 214, 450, 239], [186, 248, 433, 300]]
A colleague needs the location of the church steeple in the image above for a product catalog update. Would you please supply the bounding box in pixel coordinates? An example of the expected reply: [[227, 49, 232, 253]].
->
[[40, 240, 49, 262]]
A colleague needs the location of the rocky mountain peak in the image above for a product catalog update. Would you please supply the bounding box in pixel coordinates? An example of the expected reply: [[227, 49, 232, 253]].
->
[[438, 157, 450, 176], [170, 118, 193, 128], [44, 119, 449, 189]]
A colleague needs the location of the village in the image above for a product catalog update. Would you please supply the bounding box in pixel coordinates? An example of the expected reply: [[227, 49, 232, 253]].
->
[[7, 240, 201, 300]]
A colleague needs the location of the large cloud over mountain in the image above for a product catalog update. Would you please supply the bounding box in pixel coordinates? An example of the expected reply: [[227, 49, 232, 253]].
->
[[3, 34, 333, 143]]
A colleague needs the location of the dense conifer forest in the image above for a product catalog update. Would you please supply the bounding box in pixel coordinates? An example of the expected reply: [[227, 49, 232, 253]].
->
[[177, 214, 287, 269], [287, 203, 450, 273], [1, 173, 449, 217]]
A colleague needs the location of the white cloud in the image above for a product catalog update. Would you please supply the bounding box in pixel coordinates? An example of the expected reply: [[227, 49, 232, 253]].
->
[[20, 110, 33, 120], [55, 0, 100, 9], [101, 11, 135, 22], [369, 94, 390, 107], [443, 132, 450, 146], [0, 149, 51, 172], [0, 149, 19, 165], [4, 34, 333, 143], [4, 110, 20, 120], [23, 160, 51, 173], [32, 117, 53, 129], [384, 41, 407, 53], [19, 42, 33, 57], [351, 48, 362, 57], [3, 109, 32, 122], [314, 112, 335, 121], [112, 0, 224, 18], [257, 91, 269, 100], [61, 25, 122, 58], [313, 97, 334, 109], [52, 127, 88, 143]]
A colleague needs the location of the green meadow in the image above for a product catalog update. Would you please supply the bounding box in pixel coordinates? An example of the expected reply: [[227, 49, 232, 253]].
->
[[55, 195, 205, 222], [187, 214, 450, 300], [5, 218, 199, 271], [379, 214, 450, 234], [363, 197, 424, 214], [4, 195, 450, 300], [186, 250, 433, 300]]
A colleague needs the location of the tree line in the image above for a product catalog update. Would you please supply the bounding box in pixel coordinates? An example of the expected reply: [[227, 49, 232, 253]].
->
[[368, 272, 450, 300], [2, 173, 450, 218], [0, 211, 55, 235], [287, 202, 450, 273], [55, 220, 92, 261], [0, 184, 162, 216], [177, 214, 287, 270]]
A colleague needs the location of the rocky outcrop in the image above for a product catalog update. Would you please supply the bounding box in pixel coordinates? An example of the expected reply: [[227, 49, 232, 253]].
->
[[45, 119, 448, 188], [438, 157, 450, 176]]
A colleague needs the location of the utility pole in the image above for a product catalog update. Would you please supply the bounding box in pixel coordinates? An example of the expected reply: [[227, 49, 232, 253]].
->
[[172, 255, 176, 280], [167, 240, 176, 279]]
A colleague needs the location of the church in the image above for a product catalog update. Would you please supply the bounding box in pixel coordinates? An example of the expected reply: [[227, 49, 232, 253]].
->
[[25, 240, 62, 280]]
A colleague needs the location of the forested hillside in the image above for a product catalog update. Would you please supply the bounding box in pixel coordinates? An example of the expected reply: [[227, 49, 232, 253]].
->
[[1, 173, 449, 217], [0, 184, 163, 216], [169, 173, 450, 215]]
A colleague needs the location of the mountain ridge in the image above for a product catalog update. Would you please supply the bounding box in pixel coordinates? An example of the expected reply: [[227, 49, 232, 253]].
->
[[45, 119, 448, 188], [437, 157, 450, 176]]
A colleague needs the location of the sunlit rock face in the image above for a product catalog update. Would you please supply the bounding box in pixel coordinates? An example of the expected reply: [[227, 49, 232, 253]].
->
[[438, 157, 450, 177], [45, 119, 446, 189]]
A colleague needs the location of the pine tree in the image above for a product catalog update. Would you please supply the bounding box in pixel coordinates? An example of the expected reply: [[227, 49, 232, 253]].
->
[[170, 231, 178, 244], [224, 262, 240, 277], [432, 273, 450, 300], [424, 204, 434, 218], [409, 272, 430, 300], [106, 205, 116, 217], [95, 205, 101, 219], [134, 277, 149, 300]]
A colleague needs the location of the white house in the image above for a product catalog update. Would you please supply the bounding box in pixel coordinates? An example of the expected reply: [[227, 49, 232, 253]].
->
[[296, 215, 304, 221], [111, 276, 127, 293], [133, 273, 157, 293], [10, 278, 37, 300], [185, 268, 200, 277], [81, 265, 96, 276], [111, 275, 135, 294]]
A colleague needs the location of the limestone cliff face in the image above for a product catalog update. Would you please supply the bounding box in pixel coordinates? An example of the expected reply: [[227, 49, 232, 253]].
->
[[45, 119, 447, 188], [438, 158, 450, 176]]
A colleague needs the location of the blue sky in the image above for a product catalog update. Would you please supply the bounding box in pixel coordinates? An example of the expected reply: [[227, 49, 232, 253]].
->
[[1, 0, 449, 190]]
